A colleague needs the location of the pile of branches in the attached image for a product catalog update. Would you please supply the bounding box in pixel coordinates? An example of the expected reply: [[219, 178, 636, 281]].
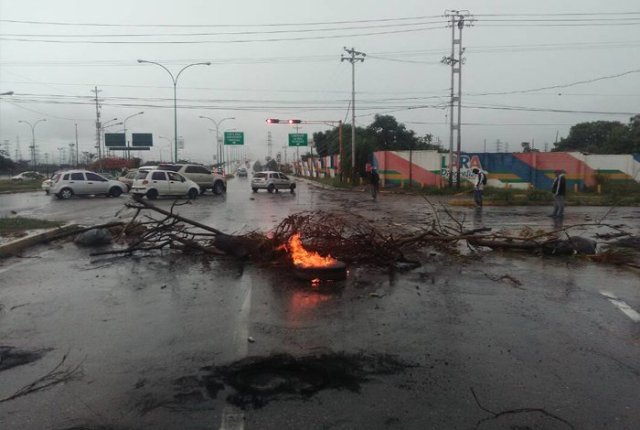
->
[[65, 197, 638, 270]]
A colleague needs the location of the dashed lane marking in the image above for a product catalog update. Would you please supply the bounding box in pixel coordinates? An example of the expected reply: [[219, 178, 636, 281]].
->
[[601, 291, 640, 323]]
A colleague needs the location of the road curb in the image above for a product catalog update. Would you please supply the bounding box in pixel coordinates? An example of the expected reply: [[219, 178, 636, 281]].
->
[[0, 224, 80, 258]]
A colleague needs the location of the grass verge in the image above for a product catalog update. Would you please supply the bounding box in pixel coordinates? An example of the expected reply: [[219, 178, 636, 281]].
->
[[0, 217, 64, 235]]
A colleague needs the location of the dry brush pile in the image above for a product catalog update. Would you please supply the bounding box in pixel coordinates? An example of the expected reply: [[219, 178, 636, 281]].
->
[[56, 197, 640, 270]]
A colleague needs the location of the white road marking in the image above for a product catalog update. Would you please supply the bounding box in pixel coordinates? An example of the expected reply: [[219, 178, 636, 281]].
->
[[219, 275, 252, 430], [600, 291, 640, 323]]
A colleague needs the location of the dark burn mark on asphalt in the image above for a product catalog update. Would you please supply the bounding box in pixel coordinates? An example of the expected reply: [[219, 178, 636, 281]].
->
[[0, 345, 48, 371], [200, 352, 413, 409]]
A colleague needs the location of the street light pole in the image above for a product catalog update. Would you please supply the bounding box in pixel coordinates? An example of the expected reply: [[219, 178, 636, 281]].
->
[[123, 111, 144, 159], [199, 116, 235, 171], [18, 118, 46, 170], [138, 60, 211, 163]]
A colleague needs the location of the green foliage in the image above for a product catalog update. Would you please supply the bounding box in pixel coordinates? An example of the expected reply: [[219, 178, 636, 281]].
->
[[554, 116, 640, 154], [0, 179, 42, 193], [0, 216, 63, 233]]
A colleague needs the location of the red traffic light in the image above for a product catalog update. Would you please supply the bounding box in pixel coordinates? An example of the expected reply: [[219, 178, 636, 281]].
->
[[288, 119, 301, 124], [266, 118, 280, 124]]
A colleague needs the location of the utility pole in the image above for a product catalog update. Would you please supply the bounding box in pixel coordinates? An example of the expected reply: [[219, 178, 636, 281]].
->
[[15, 135, 21, 161], [75, 123, 79, 167], [341, 46, 366, 183], [91, 86, 102, 169], [442, 10, 473, 188]]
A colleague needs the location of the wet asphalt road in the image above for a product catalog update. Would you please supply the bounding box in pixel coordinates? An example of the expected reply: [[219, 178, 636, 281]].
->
[[0, 178, 639, 430]]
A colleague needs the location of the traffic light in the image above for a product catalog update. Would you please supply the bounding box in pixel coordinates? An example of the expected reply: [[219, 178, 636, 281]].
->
[[266, 118, 280, 124], [288, 119, 301, 124]]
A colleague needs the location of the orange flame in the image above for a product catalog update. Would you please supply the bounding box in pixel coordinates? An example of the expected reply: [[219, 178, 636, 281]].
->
[[287, 233, 338, 268]]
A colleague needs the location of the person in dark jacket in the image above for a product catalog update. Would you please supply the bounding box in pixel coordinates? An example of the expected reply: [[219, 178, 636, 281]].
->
[[370, 168, 380, 201], [550, 169, 566, 218]]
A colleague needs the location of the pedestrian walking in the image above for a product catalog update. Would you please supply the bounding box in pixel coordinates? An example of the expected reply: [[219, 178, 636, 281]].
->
[[549, 169, 566, 218], [370, 168, 380, 201], [472, 167, 486, 208]]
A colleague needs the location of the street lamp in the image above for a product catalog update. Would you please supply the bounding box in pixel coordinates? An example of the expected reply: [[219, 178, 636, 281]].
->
[[18, 118, 46, 170], [199, 116, 235, 171], [102, 121, 123, 156], [123, 111, 144, 158], [0, 91, 14, 96], [138, 59, 211, 163]]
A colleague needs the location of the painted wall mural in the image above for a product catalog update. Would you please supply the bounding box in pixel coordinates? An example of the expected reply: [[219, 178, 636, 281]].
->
[[293, 151, 640, 190], [373, 150, 640, 190]]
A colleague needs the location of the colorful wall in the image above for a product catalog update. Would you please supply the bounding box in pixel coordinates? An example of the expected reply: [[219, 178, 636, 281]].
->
[[293, 151, 640, 190], [373, 151, 640, 190]]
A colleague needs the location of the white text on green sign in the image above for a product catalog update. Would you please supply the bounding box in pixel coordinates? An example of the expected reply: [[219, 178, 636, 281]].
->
[[288, 133, 308, 147], [224, 131, 244, 145]]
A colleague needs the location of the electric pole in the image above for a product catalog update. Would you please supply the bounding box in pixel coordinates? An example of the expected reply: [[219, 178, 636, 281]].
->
[[91, 86, 102, 169], [341, 46, 366, 183], [15, 135, 21, 161], [442, 10, 473, 188]]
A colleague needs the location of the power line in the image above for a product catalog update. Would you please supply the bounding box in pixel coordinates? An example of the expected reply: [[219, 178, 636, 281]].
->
[[0, 24, 446, 44], [0, 15, 444, 28], [0, 19, 448, 38], [466, 68, 640, 96]]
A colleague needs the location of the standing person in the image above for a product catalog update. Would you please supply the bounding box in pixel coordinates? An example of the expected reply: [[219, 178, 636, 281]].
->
[[472, 167, 486, 208], [550, 169, 566, 218], [370, 168, 380, 201]]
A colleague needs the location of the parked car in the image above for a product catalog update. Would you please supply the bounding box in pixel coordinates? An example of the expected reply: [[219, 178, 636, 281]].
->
[[11, 171, 43, 182], [49, 170, 127, 200], [251, 171, 296, 193], [158, 163, 226, 195], [131, 169, 200, 200], [117, 169, 138, 191], [236, 167, 248, 177]]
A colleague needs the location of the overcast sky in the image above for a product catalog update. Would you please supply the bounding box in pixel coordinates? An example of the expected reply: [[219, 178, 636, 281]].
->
[[0, 0, 639, 165]]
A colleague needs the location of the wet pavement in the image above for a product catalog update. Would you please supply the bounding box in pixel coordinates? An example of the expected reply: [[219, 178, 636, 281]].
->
[[0, 178, 639, 429]]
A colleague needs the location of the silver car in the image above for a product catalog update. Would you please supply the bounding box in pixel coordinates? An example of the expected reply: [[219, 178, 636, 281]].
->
[[251, 171, 296, 193], [49, 170, 128, 200]]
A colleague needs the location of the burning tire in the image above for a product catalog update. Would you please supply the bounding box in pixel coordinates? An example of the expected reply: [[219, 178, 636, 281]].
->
[[294, 261, 347, 281]]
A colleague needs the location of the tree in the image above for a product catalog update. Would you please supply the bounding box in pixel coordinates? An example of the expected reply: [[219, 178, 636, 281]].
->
[[264, 159, 278, 171], [553, 119, 639, 153], [0, 151, 15, 172], [367, 114, 417, 151], [252, 160, 263, 172]]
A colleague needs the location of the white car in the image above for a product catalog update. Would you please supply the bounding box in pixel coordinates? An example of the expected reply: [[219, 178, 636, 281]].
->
[[11, 171, 43, 182], [131, 169, 200, 200], [50, 170, 128, 200], [251, 171, 296, 193]]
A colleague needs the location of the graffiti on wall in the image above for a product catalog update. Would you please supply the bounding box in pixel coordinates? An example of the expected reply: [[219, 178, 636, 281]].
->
[[372, 150, 640, 190]]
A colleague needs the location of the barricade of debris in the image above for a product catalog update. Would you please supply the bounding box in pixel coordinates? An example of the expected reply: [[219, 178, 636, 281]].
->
[[45, 197, 639, 271]]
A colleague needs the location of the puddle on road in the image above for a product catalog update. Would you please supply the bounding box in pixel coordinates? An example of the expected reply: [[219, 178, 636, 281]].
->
[[134, 352, 414, 412], [203, 352, 413, 408], [0, 345, 49, 371]]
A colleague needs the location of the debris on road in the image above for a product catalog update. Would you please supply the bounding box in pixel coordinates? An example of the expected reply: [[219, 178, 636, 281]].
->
[[49, 197, 638, 272], [73, 228, 113, 247]]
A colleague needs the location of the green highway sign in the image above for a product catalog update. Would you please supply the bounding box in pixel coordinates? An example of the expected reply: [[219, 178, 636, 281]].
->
[[288, 133, 308, 147], [107, 146, 151, 151], [105, 133, 125, 147], [224, 131, 244, 145]]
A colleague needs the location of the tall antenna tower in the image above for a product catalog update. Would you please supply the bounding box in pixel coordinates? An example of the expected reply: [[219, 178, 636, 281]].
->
[[442, 9, 473, 187], [91, 86, 102, 167], [267, 131, 273, 159], [15, 135, 22, 161]]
